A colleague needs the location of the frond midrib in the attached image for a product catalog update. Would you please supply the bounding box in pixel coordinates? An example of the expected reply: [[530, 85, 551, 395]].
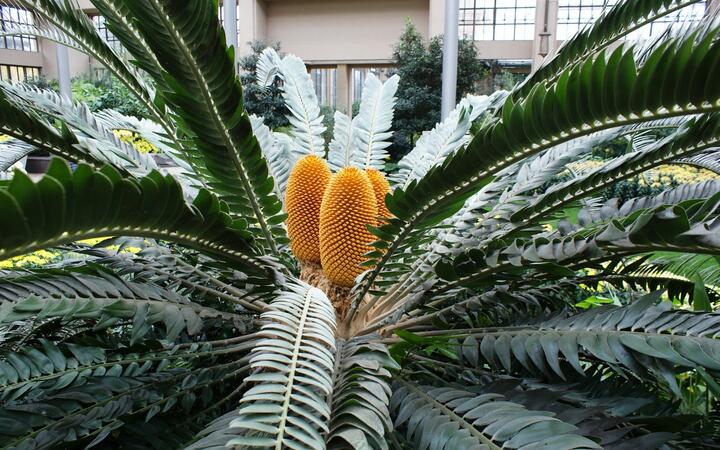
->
[[144, 0, 279, 256], [400, 380, 501, 450]]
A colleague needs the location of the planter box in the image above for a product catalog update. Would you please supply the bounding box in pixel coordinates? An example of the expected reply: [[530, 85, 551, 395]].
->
[[25, 155, 51, 174]]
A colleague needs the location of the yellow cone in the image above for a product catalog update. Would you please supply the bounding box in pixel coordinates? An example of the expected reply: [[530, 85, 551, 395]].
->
[[366, 168, 392, 221], [319, 167, 378, 287], [285, 155, 332, 262]]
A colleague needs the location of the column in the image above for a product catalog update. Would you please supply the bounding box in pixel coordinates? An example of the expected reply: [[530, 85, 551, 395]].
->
[[55, 43, 71, 97], [440, 0, 459, 120], [335, 64, 351, 114], [531, 0, 558, 70], [224, 0, 238, 51]]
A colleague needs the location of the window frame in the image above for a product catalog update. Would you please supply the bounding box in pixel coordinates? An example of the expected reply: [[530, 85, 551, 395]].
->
[[0, 64, 40, 82], [459, 0, 537, 41], [0, 5, 38, 52]]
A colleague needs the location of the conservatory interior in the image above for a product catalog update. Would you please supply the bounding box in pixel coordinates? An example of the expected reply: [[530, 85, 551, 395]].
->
[[1, 0, 720, 449]]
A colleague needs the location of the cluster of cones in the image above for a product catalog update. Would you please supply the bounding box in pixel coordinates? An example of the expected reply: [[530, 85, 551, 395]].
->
[[285, 156, 391, 293]]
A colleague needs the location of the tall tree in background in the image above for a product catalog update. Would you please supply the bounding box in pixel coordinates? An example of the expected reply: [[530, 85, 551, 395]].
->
[[391, 19, 487, 158], [239, 40, 290, 129]]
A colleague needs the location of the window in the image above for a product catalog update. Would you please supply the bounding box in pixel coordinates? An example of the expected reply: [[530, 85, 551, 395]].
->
[[0, 5, 37, 52], [557, 0, 706, 40], [91, 15, 120, 47], [310, 67, 336, 107], [0, 64, 40, 82], [628, 1, 706, 40], [459, 0, 536, 41], [352, 67, 393, 104]]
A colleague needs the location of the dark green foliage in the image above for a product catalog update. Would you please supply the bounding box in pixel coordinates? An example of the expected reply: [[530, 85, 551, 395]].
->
[[591, 136, 630, 158], [3, 0, 720, 448], [602, 175, 679, 203], [390, 20, 487, 159], [73, 75, 149, 119], [239, 40, 290, 130]]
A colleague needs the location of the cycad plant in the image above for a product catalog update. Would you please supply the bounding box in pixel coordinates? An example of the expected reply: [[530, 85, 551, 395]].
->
[[2, 0, 720, 448]]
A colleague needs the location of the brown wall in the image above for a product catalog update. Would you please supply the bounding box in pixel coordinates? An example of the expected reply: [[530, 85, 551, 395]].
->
[[263, 0, 429, 64]]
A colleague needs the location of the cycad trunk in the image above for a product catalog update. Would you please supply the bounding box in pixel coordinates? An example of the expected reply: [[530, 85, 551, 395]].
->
[[299, 261, 369, 338]]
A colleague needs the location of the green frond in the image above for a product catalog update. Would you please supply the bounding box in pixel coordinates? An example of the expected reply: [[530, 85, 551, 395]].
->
[[224, 282, 336, 449], [73, 245, 275, 308], [509, 113, 720, 226], [0, 159, 279, 281], [433, 194, 720, 292], [15, 0, 161, 122], [676, 146, 720, 174], [515, 0, 704, 98], [0, 337, 252, 449], [391, 381, 602, 449], [88, 0, 164, 81], [0, 89, 110, 170], [0, 21, 87, 55], [349, 24, 720, 321], [118, 0, 287, 255], [578, 179, 720, 225], [326, 336, 399, 450], [1, 82, 158, 176], [0, 139, 35, 172], [459, 292, 720, 395], [0, 293, 243, 344]]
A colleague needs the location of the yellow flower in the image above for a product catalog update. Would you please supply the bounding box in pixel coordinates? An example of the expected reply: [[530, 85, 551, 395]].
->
[[112, 129, 158, 154]]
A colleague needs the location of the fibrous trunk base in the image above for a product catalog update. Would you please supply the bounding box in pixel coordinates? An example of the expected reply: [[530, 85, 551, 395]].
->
[[299, 261, 352, 319]]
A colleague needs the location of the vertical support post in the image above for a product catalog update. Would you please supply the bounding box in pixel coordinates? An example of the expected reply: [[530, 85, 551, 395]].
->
[[441, 0, 459, 120], [336, 64, 350, 114], [56, 43, 71, 97], [224, 0, 238, 55]]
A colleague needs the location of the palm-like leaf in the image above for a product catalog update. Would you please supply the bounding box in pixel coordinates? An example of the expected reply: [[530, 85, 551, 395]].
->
[[224, 282, 336, 449], [350, 74, 400, 170], [118, 0, 286, 256], [2, 0, 720, 448]]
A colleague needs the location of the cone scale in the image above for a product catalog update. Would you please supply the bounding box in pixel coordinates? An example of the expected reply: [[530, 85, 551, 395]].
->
[[319, 167, 378, 288], [285, 155, 332, 262], [366, 168, 392, 222]]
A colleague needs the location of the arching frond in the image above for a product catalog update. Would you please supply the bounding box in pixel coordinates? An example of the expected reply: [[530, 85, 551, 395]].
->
[[578, 179, 720, 226], [0, 337, 253, 449], [118, 0, 286, 256], [88, 0, 164, 80], [391, 93, 501, 189], [459, 292, 720, 396], [326, 336, 399, 449], [676, 146, 720, 174], [391, 382, 602, 449], [350, 74, 400, 170], [224, 282, 336, 449], [0, 138, 35, 172], [516, 0, 704, 98], [327, 110, 355, 172], [1, 82, 157, 176], [13, 0, 161, 123], [0, 159, 278, 281], [347, 28, 720, 322]]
